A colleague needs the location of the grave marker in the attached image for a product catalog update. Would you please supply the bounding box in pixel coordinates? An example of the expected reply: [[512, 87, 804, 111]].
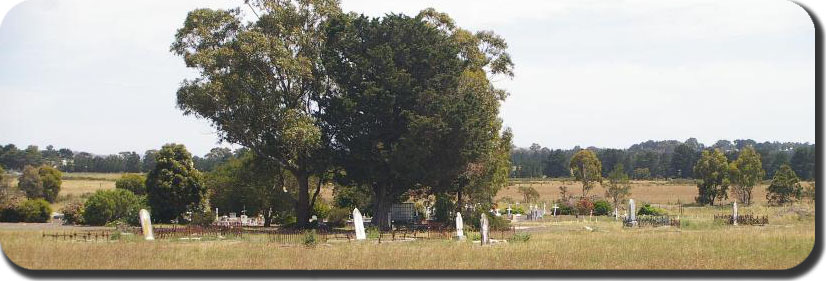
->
[[455, 212, 465, 239], [138, 209, 154, 241], [480, 213, 490, 245], [732, 202, 738, 226], [353, 208, 366, 240]]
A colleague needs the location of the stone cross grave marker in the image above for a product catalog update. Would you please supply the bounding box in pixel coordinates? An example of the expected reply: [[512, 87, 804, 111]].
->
[[552, 204, 559, 217], [455, 212, 465, 239], [480, 213, 490, 245], [139, 209, 154, 241], [353, 208, 366, 240]]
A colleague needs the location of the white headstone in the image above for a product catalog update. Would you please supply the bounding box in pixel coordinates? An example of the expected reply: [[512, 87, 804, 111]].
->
[[480, 213, 490, 245], [614, 207, 619, 221], [139, 209, 154, 241], [732, 202, 738, 226], [455, 212, 464, 238], [353, 208, 366, 240], [629, 199, 636, 222]]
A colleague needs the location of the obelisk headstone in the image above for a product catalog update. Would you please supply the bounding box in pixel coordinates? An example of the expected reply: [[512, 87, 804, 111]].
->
[[455, 212, 465, 240], [480, 213, 490, 245], [628, 199, 637, 226], [139, 209, 154, 241], [353, 208, 366, 240], [732, 202, 738, 226]]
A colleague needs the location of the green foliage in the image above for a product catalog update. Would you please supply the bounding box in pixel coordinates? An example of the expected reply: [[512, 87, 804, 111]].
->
[[604, 164, 631, 208], [38, 166, 61, 203], [190, 209, 216, 227], [728, 146, 764, 205], [637, 204, 666, 216], [633, 168, 651, 180], [694, 149, 730, 206], [302, 230, 318, 247], [115, 174, 147, 195], [511, 232, 531, 242], [326, 207, 350, 227], [790, 146, 815, 180], [766, 165, 802, 206], [83, 189, 146, 226], [16, 199, 52, 223], [333, 184, 372, 215], [17, 165, 43, 199], [433, 193, 455, 222], [593, 200, 612, 216], [569, 149, 602, 197], [60, 201, 85, 225], [145, 143, 204, 223], [311, 198, 332, 221], [206, 151, 293, 226]]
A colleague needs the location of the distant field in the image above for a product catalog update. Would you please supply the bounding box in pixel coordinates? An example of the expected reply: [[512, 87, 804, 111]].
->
[[497, 179, 814, 206], [5, 173, 119, 211]]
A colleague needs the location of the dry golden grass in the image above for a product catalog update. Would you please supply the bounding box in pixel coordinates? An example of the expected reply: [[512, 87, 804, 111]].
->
[[496, 179, 812, 205], [1, 209, 814, 270]]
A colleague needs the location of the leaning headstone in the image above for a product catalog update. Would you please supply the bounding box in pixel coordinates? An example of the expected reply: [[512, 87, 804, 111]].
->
[[732, 202, 738, 226], [353, 208, 366, 240], [455, 212, 465, 240], [480, 214, 490, 245], [138, 209, 154, 241]]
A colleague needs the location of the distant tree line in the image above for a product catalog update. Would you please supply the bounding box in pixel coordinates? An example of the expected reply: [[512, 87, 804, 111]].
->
[[0, 144, 244, 174], [510, 138, 815, 181]]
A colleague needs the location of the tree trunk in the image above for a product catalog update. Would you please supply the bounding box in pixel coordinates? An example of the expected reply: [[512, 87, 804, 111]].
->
[[372, 186, 392, 230], [294, 170, 310, 229]]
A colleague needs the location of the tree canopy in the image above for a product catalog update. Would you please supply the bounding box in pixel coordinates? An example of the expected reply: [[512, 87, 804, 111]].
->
[[693, 149, 730, 206], [145, 144, 204, 222], [569, 149, 602, 197]]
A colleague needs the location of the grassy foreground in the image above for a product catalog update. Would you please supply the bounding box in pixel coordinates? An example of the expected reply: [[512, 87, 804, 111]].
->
[[1, 205, 814, 270]]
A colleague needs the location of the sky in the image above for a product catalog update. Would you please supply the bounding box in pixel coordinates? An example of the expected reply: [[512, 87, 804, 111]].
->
[[0, 0, 815, 156]]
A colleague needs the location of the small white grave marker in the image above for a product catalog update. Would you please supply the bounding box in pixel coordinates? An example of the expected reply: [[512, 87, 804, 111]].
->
[[353, 208, 366, 240], [732, 202, 738, 226], [455, 212, 465, 239], [139, 209, 154, 241], [480, 213, 490, 245]]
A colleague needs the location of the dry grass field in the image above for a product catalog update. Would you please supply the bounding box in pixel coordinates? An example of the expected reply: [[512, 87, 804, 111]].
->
[[497, 179, 814, 206], [0, 178, 816, 270]]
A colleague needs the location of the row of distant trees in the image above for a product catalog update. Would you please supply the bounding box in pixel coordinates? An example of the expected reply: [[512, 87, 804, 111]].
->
[[511, 138, 815, 181], [0, 144, 243, 174]]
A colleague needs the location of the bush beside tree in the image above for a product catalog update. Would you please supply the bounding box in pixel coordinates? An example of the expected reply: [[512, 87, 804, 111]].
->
[[83, 189, 146, 226]]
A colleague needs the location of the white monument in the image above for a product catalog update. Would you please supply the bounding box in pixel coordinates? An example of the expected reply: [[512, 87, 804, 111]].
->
[[455, 212, 465, 239], [353, 208, 366, 240], [480, 213, 490, 245], [138, 209, 154, 241], [732, 202, 738, 226], [628, 199, 637, 226], [552, 204, 559, 217]]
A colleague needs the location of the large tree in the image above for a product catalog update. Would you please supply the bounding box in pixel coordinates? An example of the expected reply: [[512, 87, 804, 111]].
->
[[693, 149, 730, 206], [766, 164, 802, 206], [320, 9, 513, 228], [604, 164, 631, 209], [171, 0, 341, 228], [145, 144, 204, 222], [728, 146, 764, 205], [569, 149, 602, 197]]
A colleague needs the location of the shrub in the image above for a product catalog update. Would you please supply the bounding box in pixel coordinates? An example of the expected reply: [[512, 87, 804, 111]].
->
[[60, 201, 85, 225], [327, 207, 350, 227], [303, 230, 318, 247], [510, 205, 525, 215], [511, 232, 531, 242], [637, 204, 666, 216], [311, 198, 332, 221], [115, 174, 147, 195], [190, 209, 215, 227], [574, 198, 594, 215], [17, 199, 52, 223], [83, 189, 146, 226], [593, 200, 612, 216]]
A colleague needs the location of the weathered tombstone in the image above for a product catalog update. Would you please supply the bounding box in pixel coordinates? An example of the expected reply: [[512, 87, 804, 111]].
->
[[542, 202, 547, 217], [353, 208, 366, 240], [627, 199, 637, 226], [732, 202, 738, 226], [614, 207, 619, 221], [480, 213, 490, 245], [138, 209, 154, 241], [455, 212, 465, 240]]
